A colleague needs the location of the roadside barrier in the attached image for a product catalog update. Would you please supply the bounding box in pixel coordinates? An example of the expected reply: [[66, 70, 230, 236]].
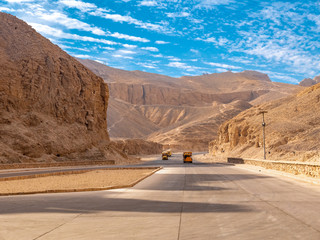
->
[[228, 157, 320, 178]]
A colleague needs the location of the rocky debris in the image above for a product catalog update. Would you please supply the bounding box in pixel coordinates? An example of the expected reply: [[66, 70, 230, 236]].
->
[[111, 139, 163, 155], [209, 83, 320, 162], [0, 13, 135, 164]]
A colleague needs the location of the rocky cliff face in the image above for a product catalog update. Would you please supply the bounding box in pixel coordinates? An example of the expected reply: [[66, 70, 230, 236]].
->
[[111, 139, 163, 155], [210, 83, 320, 162], [108, 82, 269, 106], [0, 13, 127, 163], [80, 59, 301, 151]]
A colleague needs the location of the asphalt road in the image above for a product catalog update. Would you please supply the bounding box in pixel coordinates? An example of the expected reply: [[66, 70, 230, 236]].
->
[[0, 153, 320, 240]]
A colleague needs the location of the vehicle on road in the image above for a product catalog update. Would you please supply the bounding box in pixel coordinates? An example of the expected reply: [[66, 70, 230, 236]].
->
[[166, 149, 172, 157], [183, 152, 192, 163], [162, 152, 169, 160]]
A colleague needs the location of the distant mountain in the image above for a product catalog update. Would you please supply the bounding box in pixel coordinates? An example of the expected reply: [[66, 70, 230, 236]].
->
[[210, 82, 320, 162], [0, 13, 130, 164], [299, 75, 320, 87], [79, 59, 301, 151]]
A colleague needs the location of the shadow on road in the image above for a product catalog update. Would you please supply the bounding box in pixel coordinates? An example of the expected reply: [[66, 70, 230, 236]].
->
[[0, 194, 255, 215], [134, 173, 271, 191]]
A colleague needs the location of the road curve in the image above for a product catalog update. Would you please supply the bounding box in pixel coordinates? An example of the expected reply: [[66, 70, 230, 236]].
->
[[0, 153, 320, 240]]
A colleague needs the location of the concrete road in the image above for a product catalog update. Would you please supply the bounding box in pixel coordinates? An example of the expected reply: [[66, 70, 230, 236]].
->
[[1, 153, 320, 240]]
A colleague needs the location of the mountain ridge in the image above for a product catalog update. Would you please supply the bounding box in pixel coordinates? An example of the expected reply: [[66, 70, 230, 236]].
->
[[79, 59, 301, 150]]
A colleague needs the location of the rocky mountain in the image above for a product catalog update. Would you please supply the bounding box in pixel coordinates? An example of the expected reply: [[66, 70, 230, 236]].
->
[[299, 75, 320, 87], [209, 82, 320, 162], [0, 13, 133, 164], [79, 59, 301, 151]]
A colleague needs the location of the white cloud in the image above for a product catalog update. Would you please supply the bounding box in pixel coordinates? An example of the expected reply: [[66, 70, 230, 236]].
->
[[215, 68, 229, 73], [258, 70, 299, 84], [112, 54, 133, 59], [308, 14, 320, 32], [35, 10, 106, 35], [190, 49, 199, 54], [118, 49, 136, 54], [138, 62, 157, 69], [167, 12, 190, 18], [3, 0, 34, 3], [138, 0, 157, 7], [155, 40, 169, 44], [204, 62, 241, 69], [228, 56, 252, 65], [123, 44, 137, 48], [152, 53, 164, 58], [0, 7, 14, 11], [195, 0, 235, 9], [167, 56, 181, 61], [110, 32, 149, 42], [59, 0, 97, 12], [197, 36, 230, 46], [168, 61, 187, 68], [141, 47, 159, 52], [240, 41, 319, 75], [167, 61, 202, 72], [61, 45, 91, 52], [92, 12, 172, 33], [72, 54, 92, 58], [30, 23, 118, 45], [102, 46, 115, 51]]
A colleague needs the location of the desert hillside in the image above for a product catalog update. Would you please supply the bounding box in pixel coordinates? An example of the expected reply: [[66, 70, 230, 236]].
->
[[209, 82, 320, 162], [79, 59, 301, 151], [0, 13, 133, 164], [299, 75, 320, 87]]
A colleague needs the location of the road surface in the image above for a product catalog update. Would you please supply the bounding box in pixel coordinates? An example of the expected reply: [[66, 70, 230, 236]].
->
[[0, 153, 320, 239]]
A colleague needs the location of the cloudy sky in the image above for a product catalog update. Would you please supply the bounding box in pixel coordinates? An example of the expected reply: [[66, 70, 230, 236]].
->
[[1, 0, 320, 84]]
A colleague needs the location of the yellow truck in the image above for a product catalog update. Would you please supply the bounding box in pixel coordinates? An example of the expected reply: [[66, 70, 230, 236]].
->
[[183, 152, 192, 163], [166, 149, 172, 157], [162, 152, 169, 160]]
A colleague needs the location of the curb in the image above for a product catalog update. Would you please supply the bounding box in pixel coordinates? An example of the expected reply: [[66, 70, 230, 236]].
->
[[0, 160, 115, 170], [0, 167, 162, 196]]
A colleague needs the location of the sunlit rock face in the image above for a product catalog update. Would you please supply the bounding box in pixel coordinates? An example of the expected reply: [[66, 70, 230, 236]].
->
[[0, 13, 113, 163], [80, 59, 301, 151], [210, 82, 320, 162]]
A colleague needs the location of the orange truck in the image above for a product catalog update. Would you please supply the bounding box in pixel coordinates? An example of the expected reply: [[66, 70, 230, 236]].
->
[[183, 152, 192, 163]]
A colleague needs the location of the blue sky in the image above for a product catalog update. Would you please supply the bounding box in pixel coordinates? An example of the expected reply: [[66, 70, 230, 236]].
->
[[1, 0, 320, 84]]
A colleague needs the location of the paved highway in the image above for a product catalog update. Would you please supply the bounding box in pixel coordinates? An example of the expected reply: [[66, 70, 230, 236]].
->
[[0, 153, 320, 239]]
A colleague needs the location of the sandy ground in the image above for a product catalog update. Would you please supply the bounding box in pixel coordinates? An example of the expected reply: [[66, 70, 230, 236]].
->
[[0, 168, 158, 195]]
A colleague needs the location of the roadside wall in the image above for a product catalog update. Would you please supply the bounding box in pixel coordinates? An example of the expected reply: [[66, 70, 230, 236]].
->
[[228, 157, 320, 178]]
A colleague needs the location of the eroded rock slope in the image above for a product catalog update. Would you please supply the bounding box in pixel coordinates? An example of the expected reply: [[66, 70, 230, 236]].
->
[[0, 13, 129, 163], [210, 83, 320, 162], [80, 59, 301, 151]]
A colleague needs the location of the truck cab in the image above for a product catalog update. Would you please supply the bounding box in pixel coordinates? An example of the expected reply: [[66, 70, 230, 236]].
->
[[183, 152, 192, 163]]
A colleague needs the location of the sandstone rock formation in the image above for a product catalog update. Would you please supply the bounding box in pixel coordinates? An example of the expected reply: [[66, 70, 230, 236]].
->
[[0, 13, 131, 164], [80, 59, 301, 151], [210, 83, 320, 162]]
